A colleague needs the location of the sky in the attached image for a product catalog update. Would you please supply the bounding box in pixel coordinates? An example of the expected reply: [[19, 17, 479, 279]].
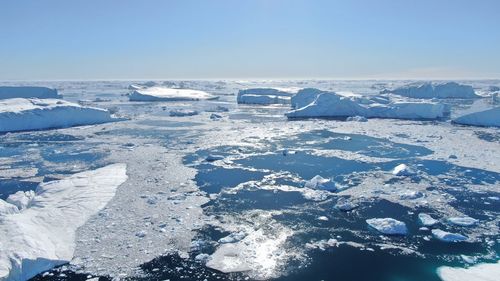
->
[[1, 0, 499, 80]]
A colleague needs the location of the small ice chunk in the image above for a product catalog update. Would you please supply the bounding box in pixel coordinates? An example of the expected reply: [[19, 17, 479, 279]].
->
[[399, 190, 423, 200], [194, 253, 211, 263], [135, 230, 147, 238], [210, 113, 223, 120], [169, 109, 199, 117], [366, 218, 408, 235], [448, 216, 478, 226], [432, 229, 468, 242], [346, 116, 368, 122], [237, 88, 300, 105], [304, 175, 336, 191], [335, 200, 358, 211], [418, 213, 438, 226], [205, 155, 224, 162], [218, 231, 247, 244], [392, 164, 416, 177], [6, 190, 36, 210], [317, 216, 329, 221]]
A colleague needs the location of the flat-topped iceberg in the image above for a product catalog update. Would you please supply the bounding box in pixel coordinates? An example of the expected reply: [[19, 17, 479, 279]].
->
[[366, 218, 408, 235], [286, 89, 446, 120], [453, 107, 500, 127], [448, 216, 478, 226], [432, 229, 468, 242], [0, 98, 118, 133], [381, 82, 478, 99], [237, 87, 301, 105], [0, 164, 128, 281], [0, 86, 61, 100], [129, 87, 217, 101], [418, 213, 438, 226], [438, 260, 500, 281]]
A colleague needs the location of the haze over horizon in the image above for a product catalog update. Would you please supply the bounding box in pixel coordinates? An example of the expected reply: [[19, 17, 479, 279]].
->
[[1, 0, 499, 80]]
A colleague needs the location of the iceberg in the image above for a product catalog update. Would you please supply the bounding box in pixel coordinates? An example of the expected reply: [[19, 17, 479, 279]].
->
[[285, 89, 446, 120], [453, 107, 500, 127], [0, 86, 61, 100], [237, 87, 300, 105], [448, 216, 478, 226], [392, 164, 416, 177], [381, 82, 478, 99], [304, 175, 336, 191], [0, 98, 119, 133], [0, 164, 128, 281], [431, 229, 468, 242], [438, 260, 500, 281], [129, 87, 218, 101], [418, 213, 438, 226], [366, 218, 408, 235]]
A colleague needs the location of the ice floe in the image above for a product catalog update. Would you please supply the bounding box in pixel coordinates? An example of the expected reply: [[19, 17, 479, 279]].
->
[[438, 260, 500, 281], [0, 86, 61, 100], [0, 164, 127, 281], [129, 87, 217, 101], [453, 107, 500, 127], [237, 87, 300, 105], [382, 82, 478, 99], [304, 175, 336, 191], [418, 213, 438, 226], [431, 229, 468, 242], [169, 109, 199, 117], [366, 218, 408, 235], [286, 88, 446, 120], [0, 98, 119, 133], [448, 216, 478, 226]]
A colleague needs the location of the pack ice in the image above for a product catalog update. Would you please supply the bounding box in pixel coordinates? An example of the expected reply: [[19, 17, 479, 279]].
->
[[381, 82, 478, 99], [0, 98, 118, 133], [0, 86, 61, 100], [129, 87, 218, 101], [237, 87, 301, 105], [0, 164, 127, 281], [453, 107, 500, 127], [286, 88, 446, 120]]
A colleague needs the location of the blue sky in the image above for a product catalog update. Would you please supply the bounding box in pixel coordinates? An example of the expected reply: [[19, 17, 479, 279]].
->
[[1, 0, 499, 80]]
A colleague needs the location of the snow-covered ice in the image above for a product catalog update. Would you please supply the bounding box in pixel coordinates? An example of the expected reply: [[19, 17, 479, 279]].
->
[[6, 190, 35, 210], [382, 82, 478, 99], [0, 164, 127, 281], [453, 107, 500, 127], [392, 164, 416, 177], [129, 87, 218, 101], [237, 87, 300, 105], [0, 98, 119, 133], [0, 86, 61, 100], [431, 229, 468, 242], [448, 216, 478, 226], [438, 260, 500, 281], [366, 218, 408, 235], [418, 213, 438, 226]]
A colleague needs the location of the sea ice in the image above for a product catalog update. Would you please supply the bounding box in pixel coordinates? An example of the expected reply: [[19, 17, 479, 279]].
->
[[218, 231, 247, 244], [438, 260, 500, 281], [381, 82, 478, 99], [418, 213, 438, 226], [453, 107, 500, 127], [169, 109, 199, 117], [346, 116, 368, 122], [129, 87, 217, 101], [286, 89, 446, 120], [0, 86, 61, 100], [366, 218, 408, 235], [448, 216, 478, 226], [237, 87, 300, 105], [431, 229, 468, 242], [0, 164, 128, 281], [304, 175, 336, 191], [0, 98, 118, 133]]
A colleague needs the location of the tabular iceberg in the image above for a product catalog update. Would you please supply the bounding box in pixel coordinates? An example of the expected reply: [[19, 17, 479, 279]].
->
[[0, 98, 118, 133], [285, 89, 446, 120], [237, 87, 301, 105], [129, 87, 218, 101], [381, 82, 478, 99], [0, 86, 61, 100], [453, 107, 500, 127], [0, 164, 128, 281]]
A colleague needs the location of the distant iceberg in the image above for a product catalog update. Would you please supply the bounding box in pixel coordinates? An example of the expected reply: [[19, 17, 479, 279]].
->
[[453, 107, 500, 127], [381, 82, 478, 99], [286, 88, 446, 120], [129, 87, 218, 101], [237, 87, 300, 105], [0, 98, 119, 133], [0, 86, 61, 100], [0, 164, 128, 281]]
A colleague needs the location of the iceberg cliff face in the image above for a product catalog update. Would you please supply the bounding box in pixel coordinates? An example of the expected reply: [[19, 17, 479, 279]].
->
[[0, 164, 128, 281], [453, 107, 500, 127], [0, 98, 118, 133], [237, 88, 300, 105], [285, 89, 446, 120], [0, 86, 61, 100], [382, 82, 478, 99], [129, 87, 218, 101]]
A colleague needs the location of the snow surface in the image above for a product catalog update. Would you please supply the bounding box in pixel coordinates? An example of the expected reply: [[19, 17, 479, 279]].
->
[[0, 86, 61, 100], [453, 107, 500, 127], [418, 213, 438, 226], [237, 88, 300, 105], [0, 164, 127, 281], [438, 260, 500, 281], [0, 98, 118, 133], [382, 82, 478, 99], [432, 229, 468, 242], [129, 87, 217, 101], [286, 89, 446, 120], [366, 218, 408, 235]]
